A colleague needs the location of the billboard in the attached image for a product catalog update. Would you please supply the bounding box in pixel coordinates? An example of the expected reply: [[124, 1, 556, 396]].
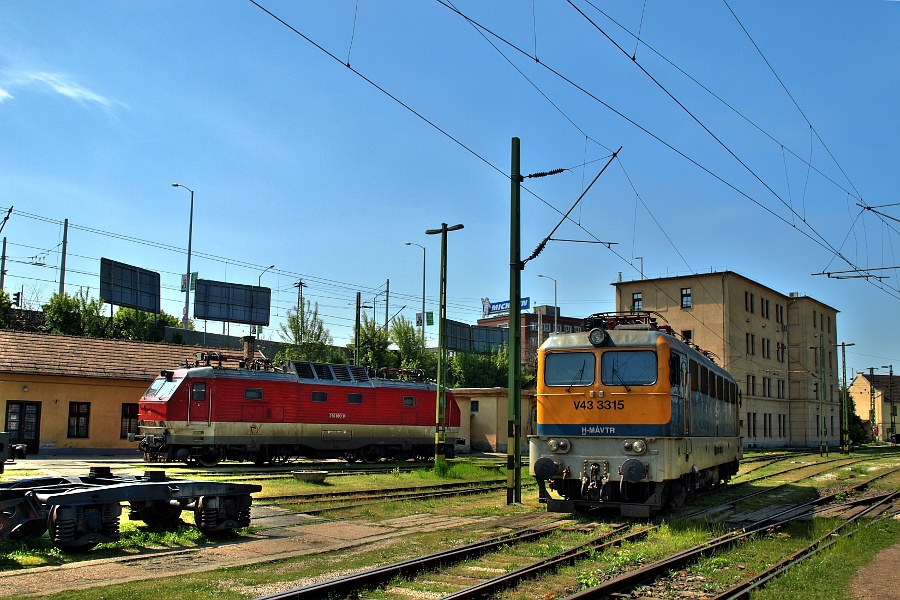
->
[[193, 279, 271, 326], [99, 257, 161, 313]]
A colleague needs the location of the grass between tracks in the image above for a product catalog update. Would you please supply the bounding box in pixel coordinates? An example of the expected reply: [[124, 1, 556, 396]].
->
[[3, 450, 900, 600]]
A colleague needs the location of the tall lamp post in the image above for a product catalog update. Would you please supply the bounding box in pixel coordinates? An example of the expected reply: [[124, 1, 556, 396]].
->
[[426, 222, 464, 462], [171, 183, 194, 329], [256, 265, 274, 336], [537, 274, 557, 337], [405, 242, 426, 344]]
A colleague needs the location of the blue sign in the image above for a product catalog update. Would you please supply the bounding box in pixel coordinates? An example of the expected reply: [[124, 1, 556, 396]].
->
[[481, 297, 530, 317]]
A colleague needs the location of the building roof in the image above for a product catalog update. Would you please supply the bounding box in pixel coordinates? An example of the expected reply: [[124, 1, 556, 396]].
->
[[859, 373, 900, 395], [0, 329, 251, 381]]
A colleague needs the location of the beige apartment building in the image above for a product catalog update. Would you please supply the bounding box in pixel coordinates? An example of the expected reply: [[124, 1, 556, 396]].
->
[[613, 271, 841, 449]]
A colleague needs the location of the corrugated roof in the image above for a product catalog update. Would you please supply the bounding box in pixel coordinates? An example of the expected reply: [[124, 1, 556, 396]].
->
[[0, 330, 254, 381]]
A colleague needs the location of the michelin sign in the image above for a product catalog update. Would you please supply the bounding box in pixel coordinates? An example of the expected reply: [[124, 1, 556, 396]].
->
[[482, 297, 530, 318]]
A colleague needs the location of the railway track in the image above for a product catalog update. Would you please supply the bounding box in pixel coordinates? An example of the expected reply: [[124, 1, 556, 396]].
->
[[250, 455, 900, 600]]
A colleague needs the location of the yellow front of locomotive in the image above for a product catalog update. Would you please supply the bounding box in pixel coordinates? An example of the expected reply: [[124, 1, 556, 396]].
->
[[529, 326, 677, 516]]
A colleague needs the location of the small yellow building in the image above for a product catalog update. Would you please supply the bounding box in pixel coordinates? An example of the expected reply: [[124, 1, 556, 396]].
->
[[849, 372, 899, 441], [0, 330, 229, 455]]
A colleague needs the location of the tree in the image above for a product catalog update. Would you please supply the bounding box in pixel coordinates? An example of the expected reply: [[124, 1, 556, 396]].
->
[[42, 291, 106, 337], [275, 300, 346, 364], [113, 307, 180, 342], [389, 315, 435, 377], [449, 345, 509, 388], [0, 289, 9, 329], [349, 313, 395, 371]]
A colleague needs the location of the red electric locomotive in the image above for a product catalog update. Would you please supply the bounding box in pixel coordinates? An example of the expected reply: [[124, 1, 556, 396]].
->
[[130, 354, 462, 466]]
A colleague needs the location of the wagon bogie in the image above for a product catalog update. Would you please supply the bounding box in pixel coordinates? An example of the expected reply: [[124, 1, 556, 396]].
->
[[0, 470, 261, 551]]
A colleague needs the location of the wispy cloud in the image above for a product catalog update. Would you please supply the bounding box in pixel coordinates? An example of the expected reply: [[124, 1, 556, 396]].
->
[[0, 70, 117, 108]]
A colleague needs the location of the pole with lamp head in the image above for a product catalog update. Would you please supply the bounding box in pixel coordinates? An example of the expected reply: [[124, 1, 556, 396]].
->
[[171, 183, 194, 329], [425, 223, 463, 462]]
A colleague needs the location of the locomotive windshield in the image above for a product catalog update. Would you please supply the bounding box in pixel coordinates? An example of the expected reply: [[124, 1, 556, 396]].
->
[[143, 376, 182, 399], [544, 352, 595, 386], [600, 350, 657, 386]]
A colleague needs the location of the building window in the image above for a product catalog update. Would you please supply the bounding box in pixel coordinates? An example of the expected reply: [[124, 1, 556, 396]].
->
[[762, 377, 770, 397], [682, 330, 693, 343], [681, 288, 692, 308], [528, 323, 537, 331], [68, 402, 90, 438], [574, 326, 582, 333], [542, 323, 551, 332], [403, 396, 417, 407], [311, 391, 328, 403], [813, 310, 817, 329], [120, 403, 139, 439], [632, 292, 642, 311], [347, 393, 363, 404], [244, 388, 263, 400], [745, 292, 755, 313], [828, 316, 831, 333], [470, 400, 480, 413], [564, 325, 572, 333]]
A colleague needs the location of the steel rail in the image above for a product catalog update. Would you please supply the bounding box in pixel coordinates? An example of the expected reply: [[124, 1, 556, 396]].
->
[[255, 521, 569, 600]]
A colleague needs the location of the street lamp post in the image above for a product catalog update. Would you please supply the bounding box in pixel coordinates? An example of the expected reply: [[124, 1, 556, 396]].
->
[[405, 242, 426, 344], [171, 183, 194, 329], [425, 222, 464, 462], [255, 265, 274, 336], [537, 274, 557, 337]]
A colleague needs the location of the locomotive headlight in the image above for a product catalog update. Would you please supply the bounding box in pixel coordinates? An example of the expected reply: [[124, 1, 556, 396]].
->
[[547, 439, 570, 453], [588, 328, 608, 346], [632, 439, 647, 454]]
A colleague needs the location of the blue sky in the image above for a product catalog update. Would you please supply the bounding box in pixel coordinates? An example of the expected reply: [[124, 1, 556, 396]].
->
[[1, 1, 898, 377]]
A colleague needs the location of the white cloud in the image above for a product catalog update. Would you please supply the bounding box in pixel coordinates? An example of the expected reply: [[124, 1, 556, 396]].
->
[[26, 72, 111, 107], [1, 70, 117, 109]]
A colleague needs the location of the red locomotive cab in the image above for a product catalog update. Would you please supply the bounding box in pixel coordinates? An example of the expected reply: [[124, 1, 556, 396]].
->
[[445, 390, 462, 427]]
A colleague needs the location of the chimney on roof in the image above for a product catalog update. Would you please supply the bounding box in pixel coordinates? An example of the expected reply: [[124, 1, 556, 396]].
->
[[242, 335, 256, 364]]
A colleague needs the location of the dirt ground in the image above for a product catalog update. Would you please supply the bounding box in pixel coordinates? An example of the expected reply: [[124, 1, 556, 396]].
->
[[850, 543, 900, 600]]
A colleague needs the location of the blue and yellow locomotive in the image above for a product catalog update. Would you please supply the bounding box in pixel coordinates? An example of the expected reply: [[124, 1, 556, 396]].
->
[[530, 312, 741, 516]]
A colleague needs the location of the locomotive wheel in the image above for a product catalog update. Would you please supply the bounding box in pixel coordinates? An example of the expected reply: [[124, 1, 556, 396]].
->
[[197, 453, 220, 468], [667, 481, 687, 508], [48, 505, 98, 553], [360, 445, 383, 464], [137, 501, 183, 530]]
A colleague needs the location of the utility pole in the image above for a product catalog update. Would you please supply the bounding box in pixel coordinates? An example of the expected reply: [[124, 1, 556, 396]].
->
[[58, 219, 68, 296], [507, 137, 523, 505], [425, 223, 464, 462], [294, 280, 306, 344], [354, 292, 362, 365], [883, 364, 894, 444], [869, 366, 877, 441], [836, 342, 854, 454], [0, 237, 6, 292]]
